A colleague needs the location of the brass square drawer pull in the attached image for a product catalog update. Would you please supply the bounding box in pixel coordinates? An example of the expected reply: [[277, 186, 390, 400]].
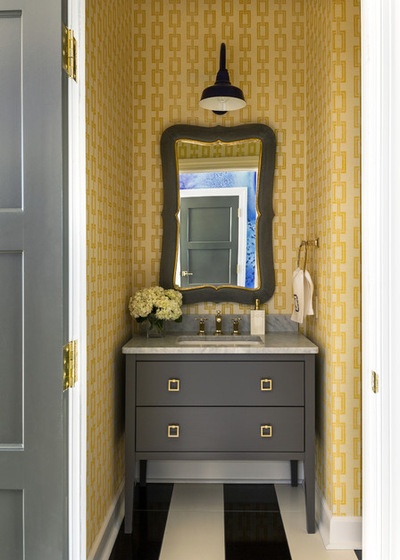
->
[[260, 378, 273, 391], [260, 424, 273, 438], [167, 424, 180, 438], [168, 378, 180, 392]]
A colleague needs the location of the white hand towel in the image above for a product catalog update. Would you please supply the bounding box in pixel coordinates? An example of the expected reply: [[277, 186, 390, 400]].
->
[[304, 269, 314, 316], [291, 267, 304, 323], [291, 267, 314, 324]]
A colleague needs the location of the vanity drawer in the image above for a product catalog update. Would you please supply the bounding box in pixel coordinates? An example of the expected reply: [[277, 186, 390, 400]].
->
[[136, 361, 304, 406], [136, 406, 304, 453]]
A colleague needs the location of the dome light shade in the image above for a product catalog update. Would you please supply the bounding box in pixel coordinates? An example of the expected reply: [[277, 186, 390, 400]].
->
[[199, 43, 246, 115]]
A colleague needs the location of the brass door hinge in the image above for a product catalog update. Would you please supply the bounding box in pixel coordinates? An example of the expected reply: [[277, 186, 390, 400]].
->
[[63, 340, 78, 390], [62, 24, 77, 81], [371, 370, 379, 394]]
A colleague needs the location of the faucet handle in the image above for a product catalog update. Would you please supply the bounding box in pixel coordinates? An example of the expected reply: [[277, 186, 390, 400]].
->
[[196, 317, 207, 335], [232, 317, 241, 335], [214, 311, 223, 335]]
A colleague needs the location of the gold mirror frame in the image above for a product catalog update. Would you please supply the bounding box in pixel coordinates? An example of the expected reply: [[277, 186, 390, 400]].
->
[[159, 124, 276, 304]]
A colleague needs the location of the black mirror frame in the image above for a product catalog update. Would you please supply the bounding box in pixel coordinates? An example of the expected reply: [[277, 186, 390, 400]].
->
[[159, 123, 276, 304]]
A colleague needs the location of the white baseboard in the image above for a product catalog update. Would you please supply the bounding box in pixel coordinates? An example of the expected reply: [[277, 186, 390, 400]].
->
[[316, 485, 362, 550], [87, 482, 125, 560]]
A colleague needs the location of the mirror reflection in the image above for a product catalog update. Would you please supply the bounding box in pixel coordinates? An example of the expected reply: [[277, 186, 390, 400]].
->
[[159, 124, 276, 304], [175, 138, 261, 289]]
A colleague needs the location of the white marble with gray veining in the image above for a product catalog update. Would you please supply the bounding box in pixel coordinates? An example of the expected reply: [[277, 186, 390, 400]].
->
[[122, 331, 318, 355], [163, 313, 298, 335]]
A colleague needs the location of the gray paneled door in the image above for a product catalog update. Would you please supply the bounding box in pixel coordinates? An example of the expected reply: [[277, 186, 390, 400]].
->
[[180, 195, 239, 287], [0, 1, 68, 558]]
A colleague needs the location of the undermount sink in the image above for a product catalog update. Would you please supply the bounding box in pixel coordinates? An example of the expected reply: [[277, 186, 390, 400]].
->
[[176, 334, 264, 346]]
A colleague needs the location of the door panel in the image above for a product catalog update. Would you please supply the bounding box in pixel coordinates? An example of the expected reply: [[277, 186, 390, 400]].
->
[[180, 195, 239, 286], [0, 490, 23, 560], [189, 248, 233, 284], [0, 252, 23, 444], [0, 1, 67, 558], [0, 11, 22, 208]]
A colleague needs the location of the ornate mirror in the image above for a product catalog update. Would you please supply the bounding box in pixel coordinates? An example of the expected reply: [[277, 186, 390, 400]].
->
[[159, 124, 276, 304]]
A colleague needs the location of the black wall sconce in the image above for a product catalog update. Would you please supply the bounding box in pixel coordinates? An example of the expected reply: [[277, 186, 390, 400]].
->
[[199, 43, 246, 115]]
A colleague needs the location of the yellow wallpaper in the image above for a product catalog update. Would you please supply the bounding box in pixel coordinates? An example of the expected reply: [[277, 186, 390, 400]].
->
[[132, 0, 306, 316], [86, 0, 133, 553], [305, 0, 361, 517], [132, 0, 361, 518], [84, 1, 360, 550]]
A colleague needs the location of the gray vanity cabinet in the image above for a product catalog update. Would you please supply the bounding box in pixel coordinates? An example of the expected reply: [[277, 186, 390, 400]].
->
[[124, 353, 315, 534]]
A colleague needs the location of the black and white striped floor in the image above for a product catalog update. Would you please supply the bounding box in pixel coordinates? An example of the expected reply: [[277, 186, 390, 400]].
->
[[110, 483, 361, 560]]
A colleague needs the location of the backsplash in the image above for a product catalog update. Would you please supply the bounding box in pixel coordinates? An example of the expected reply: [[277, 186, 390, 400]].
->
[[163, 313, 298, 335]]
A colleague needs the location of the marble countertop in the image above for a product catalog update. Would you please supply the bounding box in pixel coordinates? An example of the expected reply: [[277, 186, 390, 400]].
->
[[122, 332, 318, 355]]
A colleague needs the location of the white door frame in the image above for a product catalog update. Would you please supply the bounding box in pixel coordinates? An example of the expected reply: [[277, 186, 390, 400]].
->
[[361, 0, 400, 558], [66, 0, 86, 558], [65, 0, 400, 558]]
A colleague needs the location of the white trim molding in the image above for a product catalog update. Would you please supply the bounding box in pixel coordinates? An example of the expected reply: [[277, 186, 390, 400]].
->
[[66, 0, 86, 559], [361, 0, 400, 558], [315, 486, 362, 550]]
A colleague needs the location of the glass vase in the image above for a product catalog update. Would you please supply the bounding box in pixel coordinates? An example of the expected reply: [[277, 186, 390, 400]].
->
[[140, 316, 164, 338]]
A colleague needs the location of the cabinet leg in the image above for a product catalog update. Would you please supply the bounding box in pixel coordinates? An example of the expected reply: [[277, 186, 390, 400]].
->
[[304, 457, 316, 533], [139, 460, 147, 487], [290, 460, 298, 487]]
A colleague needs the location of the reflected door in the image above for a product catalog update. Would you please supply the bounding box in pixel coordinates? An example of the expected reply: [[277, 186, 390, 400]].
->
[[180, 196, 239, 287]]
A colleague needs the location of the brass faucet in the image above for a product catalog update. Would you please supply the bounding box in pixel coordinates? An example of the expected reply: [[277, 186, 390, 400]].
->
[[214, 311, 223, 335], [197, 317, 207, 335], [232, 317, 241, 335]]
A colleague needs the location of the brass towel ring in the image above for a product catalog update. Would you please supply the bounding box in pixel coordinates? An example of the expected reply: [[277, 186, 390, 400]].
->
[[297, 241, 308, 271], [297, 238, 319, 270]]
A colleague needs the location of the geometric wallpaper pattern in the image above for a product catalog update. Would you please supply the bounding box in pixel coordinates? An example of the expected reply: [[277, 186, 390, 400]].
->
[[86, 0, 361, 552], [86, 0, 133, 553], [132, 0, 361, 519], [132, 0, 308, 317], [305, 0, 361, 517]]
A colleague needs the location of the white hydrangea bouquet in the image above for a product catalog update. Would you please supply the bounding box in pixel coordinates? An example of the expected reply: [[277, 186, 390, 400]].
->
[[128, 286, 182, 336]]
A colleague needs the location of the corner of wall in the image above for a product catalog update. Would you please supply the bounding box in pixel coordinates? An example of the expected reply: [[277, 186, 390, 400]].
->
[[87, 482, 124, 560], [316, 484, 362, 550]]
